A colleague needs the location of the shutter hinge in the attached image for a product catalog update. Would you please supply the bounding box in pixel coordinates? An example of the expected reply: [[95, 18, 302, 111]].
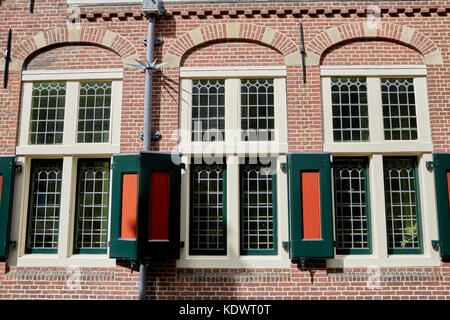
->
[[180, 241, 185, 248], [14, 162, 22, 172], [282, 241, 289, 251], [280, 163, 287, 172], [180, 163, 186, 170], [333, 240, 338, 248], [9, 240, 16, 248], [432, 240, 440, 248], [426, 161, 434, 171]]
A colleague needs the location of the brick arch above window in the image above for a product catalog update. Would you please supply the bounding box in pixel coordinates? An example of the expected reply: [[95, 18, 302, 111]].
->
[[163, 23, 301, 68], [10, 27, 138, 71], [306, 22, 443, 66]]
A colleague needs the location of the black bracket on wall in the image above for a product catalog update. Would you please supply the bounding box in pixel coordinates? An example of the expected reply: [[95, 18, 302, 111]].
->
[[3, 28, 11, 89], [299, 21, 307, 84]]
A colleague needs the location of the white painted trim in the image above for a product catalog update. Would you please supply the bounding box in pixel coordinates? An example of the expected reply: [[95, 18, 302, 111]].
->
[[180, 66, 287, 79], [16, 145, 120, 156], [67, 0, 140, 5], [22, 69, 123, 81], [320, 65, 427, 76], [16, 255, 116, 268], [323, 143, 433, 154]]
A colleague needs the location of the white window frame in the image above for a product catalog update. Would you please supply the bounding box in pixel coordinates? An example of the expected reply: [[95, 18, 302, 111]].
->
[[321, 65, 440, 268], [178, 66, 290, 268], [9, 69, 123, 267]]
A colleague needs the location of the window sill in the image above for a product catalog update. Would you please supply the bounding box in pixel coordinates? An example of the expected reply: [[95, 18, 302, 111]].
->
[[16, 144, 120, 156], [178, 142, 289, 155], [15, 254, 117, 268], [324, 142, 433, 154], [177, 254, 291, 269], [327, 254, 441, 268]]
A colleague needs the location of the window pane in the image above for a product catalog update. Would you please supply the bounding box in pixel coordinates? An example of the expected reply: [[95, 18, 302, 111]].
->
[[241, 79, 275, 141], [75, 159, 110, 251], [29, 82, 66, 145], [240, 161, 275, 253], [333, 158, 370, 253], [331, 77, 369, 142], [190, 162, 225, 254], [77, 82, 112, 143], [192, 80, 225, 142], [384, 157, 421, 252], [26, 160, 63, 252], [381, 78, 417, 141]]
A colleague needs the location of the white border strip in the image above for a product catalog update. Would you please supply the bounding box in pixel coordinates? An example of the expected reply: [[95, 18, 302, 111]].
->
[[22, 69, 123, 81], [320, 65, 427, 76], [180, 66, 287, 78]]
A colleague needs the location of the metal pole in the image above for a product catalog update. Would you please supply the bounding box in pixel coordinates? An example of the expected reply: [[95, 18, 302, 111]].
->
[[138, 13, 156, 301], [143, 15, 156, 152]]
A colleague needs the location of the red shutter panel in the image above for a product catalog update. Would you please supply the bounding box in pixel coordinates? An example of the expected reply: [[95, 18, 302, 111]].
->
[[0, 157, 16, 259], [109, 154, 139, 260], [433, 153, 450, 258], [287, 153, 334, 260], [138, 152, 182, 260]]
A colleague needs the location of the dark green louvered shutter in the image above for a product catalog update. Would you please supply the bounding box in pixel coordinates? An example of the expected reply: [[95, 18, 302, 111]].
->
[[286, 153, 334, 259], [138, 152, 182, 260], [109, 154, 139, 260], [0, 156, 16, 259], [432, 153, 450, 258]]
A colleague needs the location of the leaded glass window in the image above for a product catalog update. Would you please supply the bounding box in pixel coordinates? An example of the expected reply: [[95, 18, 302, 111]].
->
[[384, 157, 422, 253], [26, 159, 63, 253], [333, 158, 370, 254], [331, 77, 369, 142], [240, 161, 276, 255], [29, 81, 66, 145], [190, 162, 226, 255], [77, 82, 112, 143], [381, 78, 417, 141], [192, 80, 225, 142], [241, 79, 274, 141], [74, 159, 110, 252]]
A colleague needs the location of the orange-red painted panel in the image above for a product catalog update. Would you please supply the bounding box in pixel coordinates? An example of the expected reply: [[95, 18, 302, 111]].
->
[[121, 173, 138, 239], [301, 172, 322, 240], [149, 171, 170, 240]]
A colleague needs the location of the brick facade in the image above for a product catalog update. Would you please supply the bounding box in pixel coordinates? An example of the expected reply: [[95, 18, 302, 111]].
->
[[1, 0, 450, 300]]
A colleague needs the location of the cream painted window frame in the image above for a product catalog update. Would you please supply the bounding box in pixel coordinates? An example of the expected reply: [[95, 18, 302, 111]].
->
[[321, 65, 440, 268], [177, 66, 290, 268], [8, 69, 123, 267]]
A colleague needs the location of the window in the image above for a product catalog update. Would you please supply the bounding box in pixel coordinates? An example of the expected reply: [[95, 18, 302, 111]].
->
[[179, 66, 289, 268], [383, 157, 422, 254], [26, 159, 63, 253], [333, 157, 371, 254], [323, 65, 439, 267], [240, 160, 277, 255], [14, 69, 122, 266], [190, 160, 226, 255]]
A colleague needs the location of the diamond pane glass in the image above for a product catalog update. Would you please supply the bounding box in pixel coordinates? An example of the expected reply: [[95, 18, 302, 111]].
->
[[241, 79, 274, 141], [240, 163, 274, 252], [26, 160, 63, 251], [190, 163, 225, 253], [381, 78, 417, 141], [75, 159, 110, 250], [384, 157, 421, 251], [333, 158, 370, 253], [77, 82, 112, 143], [331, 77, 369, 142], [29, 82, 66, 145], [192, 80, 225, 142]]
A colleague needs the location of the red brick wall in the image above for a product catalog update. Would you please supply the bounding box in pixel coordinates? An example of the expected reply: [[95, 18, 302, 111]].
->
[[181, 41, 285, 67], [321, 39, 424, 65], [25, 44, 123, 70], [0, 0, 450, 300]]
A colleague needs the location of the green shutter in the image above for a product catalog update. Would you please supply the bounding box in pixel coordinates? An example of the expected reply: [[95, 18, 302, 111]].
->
[[433, 153, 450, 258], [138, 152, 182, 260], [0, 156, 15, 259], [286, 153, 334, 259], [109, 154, 139, 260]]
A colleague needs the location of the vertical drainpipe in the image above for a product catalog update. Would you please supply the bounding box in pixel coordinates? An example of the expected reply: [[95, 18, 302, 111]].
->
[[139, 11, 156, 302]]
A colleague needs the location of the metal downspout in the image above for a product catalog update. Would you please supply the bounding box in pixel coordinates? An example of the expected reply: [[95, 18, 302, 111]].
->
[[139, 13, 156, 301]]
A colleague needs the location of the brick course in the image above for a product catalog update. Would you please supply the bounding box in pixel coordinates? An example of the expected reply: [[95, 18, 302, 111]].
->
[[0, 0, 450, 299]]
